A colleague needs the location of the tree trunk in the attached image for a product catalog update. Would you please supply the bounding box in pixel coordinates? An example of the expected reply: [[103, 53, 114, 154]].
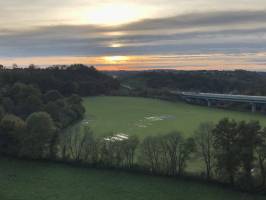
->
[[259, 156, 266, 187], [229, 173, 235, 186]]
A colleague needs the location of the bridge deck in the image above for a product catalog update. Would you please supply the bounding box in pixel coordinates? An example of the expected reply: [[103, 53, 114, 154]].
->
[[179, 92, 266, 104]]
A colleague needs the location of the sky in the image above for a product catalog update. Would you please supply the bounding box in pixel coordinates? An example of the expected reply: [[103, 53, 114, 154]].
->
[[1, 0, 266, 71]]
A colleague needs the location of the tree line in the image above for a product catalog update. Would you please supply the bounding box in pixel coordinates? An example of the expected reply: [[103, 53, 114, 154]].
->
[[0, 66, 265, 193], [118, 70, 266, 112], [60, 119, 266, 192], [120, 70, 266, 96], [0, 64, 120, 158], [0, 64, 120, 96], [2, 117, 265, 192], [0, 84, 85, 157]]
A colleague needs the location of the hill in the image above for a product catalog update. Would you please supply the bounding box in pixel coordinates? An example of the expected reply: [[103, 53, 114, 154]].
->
[[0, 157, 263, 200], [120, 70, 266, 95]]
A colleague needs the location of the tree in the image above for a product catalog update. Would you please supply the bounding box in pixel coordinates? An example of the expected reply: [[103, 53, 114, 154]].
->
[[10, 83, 41, 103], [121, 135, 139, 168], [81, 127, 100, 164], [63, 126, 90, 161], [213, 118, 240, 185], [236, 120, 261, 189], [10, 83, 42, 117], [44, 101, 62, 127], [69, 103, 85, 119], [177, 137, 195, 175], [2, 97, 15, 113], [25, 94, 43, 114], [23, 112, 56, 158], [140, 136, 162, 173], [0, 114, 26, 155], [194, 122, 215, 179], [44, 90, 63, 102], [256, 128, 266, 187], [12, 64, 18, 69], [140, 133, 195, 175], [0, 106, 5, 120], [160, 131, 182, 175], [28, 64, 37, 69], [99, 134, 125, 167]]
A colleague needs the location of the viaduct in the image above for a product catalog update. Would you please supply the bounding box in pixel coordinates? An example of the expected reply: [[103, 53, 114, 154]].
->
[[177, 92, 266, 112]]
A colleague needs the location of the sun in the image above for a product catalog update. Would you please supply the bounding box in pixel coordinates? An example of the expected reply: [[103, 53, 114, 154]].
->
[[103, 56, 129, 64], [109, 43, 123, 48], [85, 3, 147, 26]]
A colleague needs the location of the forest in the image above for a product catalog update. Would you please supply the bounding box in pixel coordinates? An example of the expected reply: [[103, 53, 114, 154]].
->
[[120, 70, 266, 95], [0, 65, 266, 194], [0, 64, 119, 157]]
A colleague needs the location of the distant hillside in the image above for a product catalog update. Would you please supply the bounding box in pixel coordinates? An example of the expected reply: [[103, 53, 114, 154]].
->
[[0, 64, 120, 96], [120, 70, 266, 96]]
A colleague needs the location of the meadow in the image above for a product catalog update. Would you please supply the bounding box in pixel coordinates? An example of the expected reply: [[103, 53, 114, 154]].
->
[[2, 96, 266, 200], [79, 96, 266, 138], [0, 157, 264, 200]]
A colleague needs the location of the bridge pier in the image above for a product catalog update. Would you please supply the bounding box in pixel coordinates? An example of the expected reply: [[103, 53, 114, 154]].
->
[[207, 99, 211, 107], [251, 103, 256, 113]]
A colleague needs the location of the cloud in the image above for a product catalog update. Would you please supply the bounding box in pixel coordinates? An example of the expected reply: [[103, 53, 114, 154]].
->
[[0, 10, 266, 59], [119, 10, 266, 31]]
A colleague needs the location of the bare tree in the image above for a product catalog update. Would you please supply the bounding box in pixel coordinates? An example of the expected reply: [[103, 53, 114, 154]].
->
[[139, 136, 162, 173], [60, 126, 95, 162], [177, 137, 195, 175], [194, 122, 215, 179], [122, 135, 139, 168], [160, 131, 182, 176]]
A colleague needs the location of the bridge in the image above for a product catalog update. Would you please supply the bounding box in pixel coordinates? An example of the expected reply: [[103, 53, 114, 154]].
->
[[177, 92, 266, 112]]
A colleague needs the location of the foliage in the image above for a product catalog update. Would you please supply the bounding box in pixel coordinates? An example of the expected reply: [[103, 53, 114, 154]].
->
[[236, 120, 261, 189], [256, 129, 266, 187], [121, 70, 266, 95], [0, 65, 119, 160], [0, 64, 120, 96], [211, 118, 266, 190], [139, 132, 195, 175], [22, 112, 56, 158], [1, 110, 266, 192], [0, 114, 26, 155], [213, 118, 240, 185]]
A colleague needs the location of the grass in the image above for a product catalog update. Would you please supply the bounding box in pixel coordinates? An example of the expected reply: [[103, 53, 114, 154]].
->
[[0, 157, 264, 200], [79, 96, 266, 138], [2, 96, 266, 200], [73, 96, 266, 173]]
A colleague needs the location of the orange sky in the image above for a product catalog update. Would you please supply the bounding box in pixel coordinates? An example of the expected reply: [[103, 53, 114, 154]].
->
[[1, 53, 266, 71], [1, 1, 266, 71]]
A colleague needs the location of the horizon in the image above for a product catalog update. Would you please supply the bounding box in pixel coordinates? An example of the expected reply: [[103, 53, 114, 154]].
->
[[1, 1, 266, 70], [3, 63, 266, 73]]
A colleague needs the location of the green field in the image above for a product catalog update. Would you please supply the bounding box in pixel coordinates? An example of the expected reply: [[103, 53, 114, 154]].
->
[[2, 96, 266, 200], [79, 96, 266, 137], [0, 157, 263, 200]]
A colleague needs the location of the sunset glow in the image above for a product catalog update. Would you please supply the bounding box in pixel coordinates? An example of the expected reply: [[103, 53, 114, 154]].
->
[[103, 56, 130, 64], [0, 1, 266, 70], [84, 3, 149, 26], [1, 53, 266, 71], [109, 43, 123, 48]]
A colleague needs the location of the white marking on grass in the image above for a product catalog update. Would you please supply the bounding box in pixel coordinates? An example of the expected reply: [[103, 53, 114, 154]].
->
[[116, 134, 129, 139], [104, 133, 129, 142], [145, 115, 176, 122], [145, 116, 163, 121], [136, 124, 147, 128]]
